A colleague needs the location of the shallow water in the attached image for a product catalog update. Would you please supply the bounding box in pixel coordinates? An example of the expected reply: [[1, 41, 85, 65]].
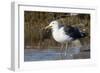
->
[[24, 48, 90, 62]]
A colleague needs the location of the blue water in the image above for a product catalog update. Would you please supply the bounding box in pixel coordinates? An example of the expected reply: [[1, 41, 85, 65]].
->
[[24, 48, 80, 61]]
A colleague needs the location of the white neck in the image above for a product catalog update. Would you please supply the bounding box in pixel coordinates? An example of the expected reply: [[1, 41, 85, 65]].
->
[[52, 27, 59, 31], [52, 24, 59, 32]]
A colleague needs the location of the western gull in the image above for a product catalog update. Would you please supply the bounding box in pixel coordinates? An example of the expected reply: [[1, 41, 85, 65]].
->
[[45, 20, 86, 56]]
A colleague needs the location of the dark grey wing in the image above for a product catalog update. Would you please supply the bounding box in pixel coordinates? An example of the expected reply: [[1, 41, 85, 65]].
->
[[64, 25, 87, 40], [63, 25, 74, 35]]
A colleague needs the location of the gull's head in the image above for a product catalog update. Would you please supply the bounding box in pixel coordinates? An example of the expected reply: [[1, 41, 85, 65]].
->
[[45, 20, 59, 29]]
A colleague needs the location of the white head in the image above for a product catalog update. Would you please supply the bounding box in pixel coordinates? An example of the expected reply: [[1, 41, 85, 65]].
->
[[45, 20, 59, 29]]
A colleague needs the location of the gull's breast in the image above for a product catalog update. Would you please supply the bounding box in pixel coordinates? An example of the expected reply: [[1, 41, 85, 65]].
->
[[52, 27, 72, 43]]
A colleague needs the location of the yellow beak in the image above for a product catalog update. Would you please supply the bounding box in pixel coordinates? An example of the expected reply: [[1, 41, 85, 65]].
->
[[45, 25, 52, 29]]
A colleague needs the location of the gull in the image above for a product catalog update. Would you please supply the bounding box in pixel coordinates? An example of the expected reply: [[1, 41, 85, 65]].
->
[[45, 20, 86, 56]]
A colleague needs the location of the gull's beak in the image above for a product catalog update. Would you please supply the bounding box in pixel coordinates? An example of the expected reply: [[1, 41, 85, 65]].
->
[[45, 25, 52, 29]]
